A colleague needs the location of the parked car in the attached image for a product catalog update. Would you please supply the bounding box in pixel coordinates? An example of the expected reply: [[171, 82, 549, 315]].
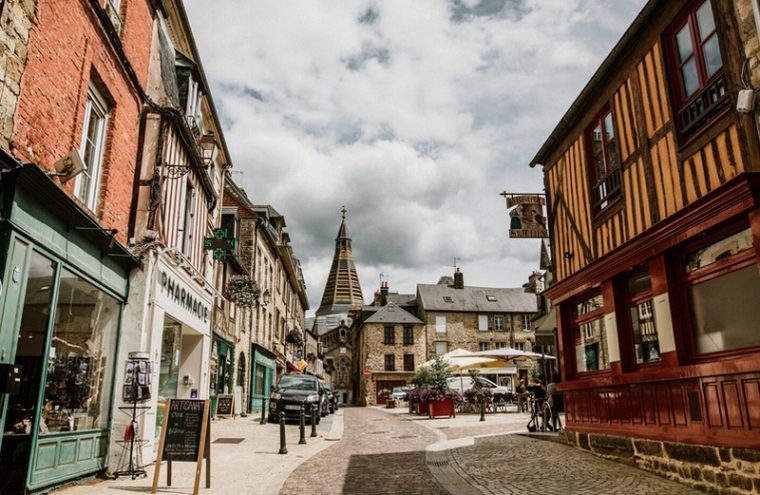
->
[[323, 383, 338, 413], [447, 376, 510, 399], [268, 374, 323, 424], [391, 386, 413, 401]]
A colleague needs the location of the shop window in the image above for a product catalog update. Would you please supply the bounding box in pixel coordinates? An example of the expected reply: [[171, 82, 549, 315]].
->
[[74, 85, 110, 211], [570, 292, 609, 373], [665, 0, 728, 141], [384, 354, 395, 371], [624, 271, 661, 364], [586, 106, 622, 213], [403, 354, 415, 372], [682, 228, 760, 354], [384, 325, 395, 345], [494, 315, 505, 331], [403, 326, 414, 345], [42, 269, 120, 433]]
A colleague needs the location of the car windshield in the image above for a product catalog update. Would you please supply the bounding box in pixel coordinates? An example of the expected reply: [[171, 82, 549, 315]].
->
[[278, 375, 317, 391], [393, 387, 407, 393]]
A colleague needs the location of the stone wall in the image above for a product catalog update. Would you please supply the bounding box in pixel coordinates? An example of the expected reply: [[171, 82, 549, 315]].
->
[[423, 311, 535, 356], [0, 0, 34, 149], [560, 430, 760, 494], [733, 0, 760, 87]]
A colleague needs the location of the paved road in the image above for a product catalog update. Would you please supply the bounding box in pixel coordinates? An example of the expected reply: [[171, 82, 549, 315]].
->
[[280, 407, 448, 495], [281, 407, 703, 495]]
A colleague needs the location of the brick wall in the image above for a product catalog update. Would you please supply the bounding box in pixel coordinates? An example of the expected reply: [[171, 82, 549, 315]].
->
[[11, 0, 153, 244], [0, 0, 35, 148], [561, 431, 760, 494]]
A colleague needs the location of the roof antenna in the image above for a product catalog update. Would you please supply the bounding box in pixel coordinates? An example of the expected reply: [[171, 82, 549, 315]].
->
[[452, 257, 459, 272]]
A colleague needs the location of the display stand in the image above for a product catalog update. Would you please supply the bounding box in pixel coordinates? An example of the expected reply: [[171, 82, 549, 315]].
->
[[112, 354, 152, 479]]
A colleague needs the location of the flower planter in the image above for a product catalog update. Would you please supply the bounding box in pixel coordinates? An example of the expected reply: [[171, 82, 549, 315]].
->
[[428, 398, 456, 419], [417, 403, 427, 415]]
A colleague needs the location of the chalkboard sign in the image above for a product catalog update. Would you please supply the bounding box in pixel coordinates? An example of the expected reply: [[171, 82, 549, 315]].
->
[[162, 399, 207, 462], [215, 394, 234, 417]]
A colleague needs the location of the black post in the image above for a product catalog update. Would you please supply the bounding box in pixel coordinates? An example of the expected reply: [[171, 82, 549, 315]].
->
[[278, 412, 288, 454], [310, 404, 318, 437], [298, 402, 307, 444], [259, 396, 266, 425], [480, 398, 486, 422]]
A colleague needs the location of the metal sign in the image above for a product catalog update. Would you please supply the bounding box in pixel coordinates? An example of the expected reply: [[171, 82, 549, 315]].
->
[[501, 192, 549, 239]]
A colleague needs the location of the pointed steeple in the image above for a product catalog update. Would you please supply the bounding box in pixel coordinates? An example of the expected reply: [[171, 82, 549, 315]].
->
[[316, 208, 364, 316]]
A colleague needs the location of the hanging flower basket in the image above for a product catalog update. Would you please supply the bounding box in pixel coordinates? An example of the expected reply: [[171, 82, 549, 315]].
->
[[223, 276, 260, 308], [285, 329, 304, 346]]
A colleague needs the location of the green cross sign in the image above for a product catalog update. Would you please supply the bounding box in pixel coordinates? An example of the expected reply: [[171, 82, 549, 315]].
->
[[204, 228, 236, 260]]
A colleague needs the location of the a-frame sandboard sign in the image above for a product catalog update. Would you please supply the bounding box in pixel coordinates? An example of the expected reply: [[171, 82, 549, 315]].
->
[[151, 399, 211, 495]]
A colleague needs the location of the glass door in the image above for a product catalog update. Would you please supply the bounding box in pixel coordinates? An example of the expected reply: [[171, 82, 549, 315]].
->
[[155, 317, 181, 439]]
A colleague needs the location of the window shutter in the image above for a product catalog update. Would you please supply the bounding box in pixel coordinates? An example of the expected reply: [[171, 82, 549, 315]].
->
[[488, 315, 494, 330]]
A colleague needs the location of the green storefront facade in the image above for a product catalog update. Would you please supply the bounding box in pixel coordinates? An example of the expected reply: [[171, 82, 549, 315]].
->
[[210, 333, 235, 416], [249, 344, 276, 413], [0, 163, 138, 493]]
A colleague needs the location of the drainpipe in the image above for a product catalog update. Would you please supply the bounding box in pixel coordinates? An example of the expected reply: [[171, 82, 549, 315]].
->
[[752, 0, 760, 45]]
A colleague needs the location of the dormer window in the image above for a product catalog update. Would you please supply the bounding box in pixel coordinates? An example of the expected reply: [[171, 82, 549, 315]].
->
[[486, 295, 497, 302], [176, 51, 203, 136], [443, 296, 454, 303]]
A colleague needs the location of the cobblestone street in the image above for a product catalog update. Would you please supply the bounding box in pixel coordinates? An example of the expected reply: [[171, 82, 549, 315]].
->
[[281, 407, 703, 495]]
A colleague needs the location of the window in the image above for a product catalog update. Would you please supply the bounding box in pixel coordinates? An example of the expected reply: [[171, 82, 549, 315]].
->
[[181, 184, 196, 255], [74, 86, 109, 211], [478, 314, 488, 331], [494, 315, 505, 331], [522, 315, 532, 332], [586, 107, 621, 212], [625, 270, 660, 364], [513, 342, 524, 351], [384, 354, 395, 371], [486, 295, 497, 302], [571, 292, 609, 373], [403, 354, 415, 372], [681, 228, 760, 354], [435, 341, 448, 356], [666, 0, 728, 140], [442, 296, 454, 303], [42, 269, 120, 433], [435, 315, 446, 333], [384, 325, 395, 345], [403, 326, 414, 345], [479, 342, 490, 352]]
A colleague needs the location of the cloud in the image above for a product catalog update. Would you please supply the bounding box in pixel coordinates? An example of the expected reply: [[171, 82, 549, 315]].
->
[[184, 0, 647, 312]]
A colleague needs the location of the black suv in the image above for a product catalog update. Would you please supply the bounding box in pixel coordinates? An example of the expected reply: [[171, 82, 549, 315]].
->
[[268, 374, 323, 424]]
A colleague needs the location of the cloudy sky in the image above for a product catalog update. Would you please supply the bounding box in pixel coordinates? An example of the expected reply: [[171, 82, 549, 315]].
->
[[185, 0, 647, 314]]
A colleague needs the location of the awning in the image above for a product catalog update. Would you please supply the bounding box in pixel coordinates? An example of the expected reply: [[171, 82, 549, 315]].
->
[[286, 361, 302, 374]]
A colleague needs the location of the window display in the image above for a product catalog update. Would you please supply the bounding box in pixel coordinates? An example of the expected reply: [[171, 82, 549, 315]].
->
[[42, 269, 120, 433]]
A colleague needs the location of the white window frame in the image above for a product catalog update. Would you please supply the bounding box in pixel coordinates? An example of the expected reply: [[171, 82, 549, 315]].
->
[[494, 315, 505, 331], [478, 314, 488, 331], [522, 314, 532, 332], [74, 86, 109, 211], [435, 341, 448, 356], [435, 315, 446, 333]]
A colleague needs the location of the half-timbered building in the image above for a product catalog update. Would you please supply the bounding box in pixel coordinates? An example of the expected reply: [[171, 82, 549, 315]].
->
[[532, 0, 760, 489]]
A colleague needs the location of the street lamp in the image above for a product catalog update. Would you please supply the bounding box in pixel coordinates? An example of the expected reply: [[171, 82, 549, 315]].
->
[[198, 132, 217, 167]]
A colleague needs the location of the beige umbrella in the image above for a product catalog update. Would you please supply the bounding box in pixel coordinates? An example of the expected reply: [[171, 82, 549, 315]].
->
[[419, 348, 500, 372], [462, 347, 557, 360]]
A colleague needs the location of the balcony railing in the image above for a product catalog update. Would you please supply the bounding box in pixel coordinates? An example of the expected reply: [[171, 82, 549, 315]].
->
[[591, 167, 622, 211], [679, 73, 730, 138]]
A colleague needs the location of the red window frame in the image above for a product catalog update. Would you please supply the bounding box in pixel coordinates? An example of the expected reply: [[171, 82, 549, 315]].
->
[[567, 290, 609, 375], [664, 0, 728, 142], [621, 268, 661, 368], [585, 106, 622, 214]]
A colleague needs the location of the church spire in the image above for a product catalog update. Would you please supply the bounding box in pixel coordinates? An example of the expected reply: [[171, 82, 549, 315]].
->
[[316, 208, 364, 316]]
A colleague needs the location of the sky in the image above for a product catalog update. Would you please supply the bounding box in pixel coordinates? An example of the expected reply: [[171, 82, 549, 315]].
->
[[184, 0, 648, 315]]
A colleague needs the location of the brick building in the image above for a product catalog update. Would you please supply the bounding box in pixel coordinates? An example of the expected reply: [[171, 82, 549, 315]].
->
[[531, 0, 760, 491]]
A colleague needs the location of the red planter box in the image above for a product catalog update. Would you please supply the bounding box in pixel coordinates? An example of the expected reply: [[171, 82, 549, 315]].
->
[[428, 398, 456, 419]]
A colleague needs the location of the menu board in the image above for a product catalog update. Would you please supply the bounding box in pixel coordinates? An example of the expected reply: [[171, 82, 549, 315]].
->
[[215, 394, 234, 417], [162, 399, 207, 462]]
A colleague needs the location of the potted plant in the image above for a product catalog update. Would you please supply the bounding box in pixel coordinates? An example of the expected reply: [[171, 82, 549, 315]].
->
[[410, 367, 433, 415], [223, 276, 260, 308], [426, 356, 457, 419], [285, 329, 304, 347]]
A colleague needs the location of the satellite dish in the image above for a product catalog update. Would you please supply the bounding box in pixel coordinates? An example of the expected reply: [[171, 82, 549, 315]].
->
[[52, 149, 85, 183]]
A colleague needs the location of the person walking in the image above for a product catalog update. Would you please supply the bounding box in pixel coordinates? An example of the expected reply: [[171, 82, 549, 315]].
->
[[516, 378, 528, 413]]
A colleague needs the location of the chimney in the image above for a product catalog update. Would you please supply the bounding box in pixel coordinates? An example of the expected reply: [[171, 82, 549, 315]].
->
[[380, 281, 389, 297], [454, 268, 464, 289]]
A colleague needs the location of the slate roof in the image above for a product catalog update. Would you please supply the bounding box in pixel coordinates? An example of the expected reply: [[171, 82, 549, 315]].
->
[[362, 302, 423, 325], [417, 284, 537, 313], [387, 293, 417, 306], [308, 312, 353, 336]]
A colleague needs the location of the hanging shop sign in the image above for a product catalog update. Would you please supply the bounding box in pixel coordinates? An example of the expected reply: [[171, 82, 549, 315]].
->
[[203, 228, 236, 261], [502, 193, 549, 239], [157, 266, 211, 332]]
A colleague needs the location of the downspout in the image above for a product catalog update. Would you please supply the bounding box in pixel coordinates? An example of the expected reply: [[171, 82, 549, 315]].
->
[[752, 0, 760, 46]]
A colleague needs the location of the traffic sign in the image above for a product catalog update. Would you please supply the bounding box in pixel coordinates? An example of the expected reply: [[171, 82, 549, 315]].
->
[[362, 369, 372, 377]]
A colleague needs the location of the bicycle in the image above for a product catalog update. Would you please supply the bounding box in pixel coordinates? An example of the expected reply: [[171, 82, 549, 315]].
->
[[526, 392, 562, 432]]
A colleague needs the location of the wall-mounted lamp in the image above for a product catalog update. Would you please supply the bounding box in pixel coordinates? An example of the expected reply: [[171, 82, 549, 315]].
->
[[198, 132, 217, 167]]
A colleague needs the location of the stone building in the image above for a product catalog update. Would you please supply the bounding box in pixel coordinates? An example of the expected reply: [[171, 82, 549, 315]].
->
[[416, 270, 538, 388], [531, 0, 760, 492], [355, 302, 425, 406], [310, 209, 365, 404]]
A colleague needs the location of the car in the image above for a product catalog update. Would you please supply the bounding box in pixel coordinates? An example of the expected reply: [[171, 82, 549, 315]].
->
[[391, 386, 412, 401], [268, 374, 323, 424], [323, 384, 337, 413], [447, 376, 511, 399]]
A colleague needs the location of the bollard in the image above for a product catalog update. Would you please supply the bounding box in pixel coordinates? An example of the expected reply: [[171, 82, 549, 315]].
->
[[278, 412, 288, 454], [298, 402, 307, 445], [480, 398, 486, 422], [260, 396, 267, 425], [310, 404, 318, 437]]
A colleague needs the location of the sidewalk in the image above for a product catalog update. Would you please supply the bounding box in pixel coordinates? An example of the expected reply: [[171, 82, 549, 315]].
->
[[55, 410, 343, 495]]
